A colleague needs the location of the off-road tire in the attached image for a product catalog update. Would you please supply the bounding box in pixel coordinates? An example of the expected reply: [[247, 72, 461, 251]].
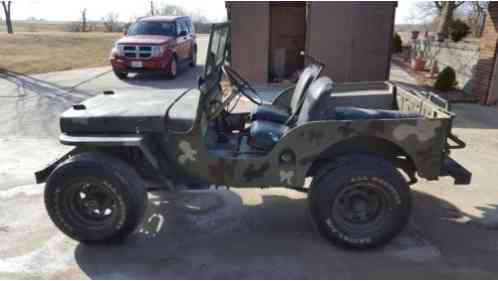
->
[[44, 152, 147, 243], [309, 154, 411, 249], [167, 55, 178, 79], [113, 70, 128, 80], [189, 46, 197, 67]]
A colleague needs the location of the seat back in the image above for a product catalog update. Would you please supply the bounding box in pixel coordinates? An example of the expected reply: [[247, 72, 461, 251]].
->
[[296, 77, 334, 126], [289, 64, 321, 115]]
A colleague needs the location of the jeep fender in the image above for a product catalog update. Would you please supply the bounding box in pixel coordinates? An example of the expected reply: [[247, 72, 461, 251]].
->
[[36, 134, 172, 188]]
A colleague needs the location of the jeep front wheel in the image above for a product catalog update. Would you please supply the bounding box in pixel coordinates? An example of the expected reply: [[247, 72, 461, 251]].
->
[[44, 153, 147, 243], [309, 155, 411, 249]]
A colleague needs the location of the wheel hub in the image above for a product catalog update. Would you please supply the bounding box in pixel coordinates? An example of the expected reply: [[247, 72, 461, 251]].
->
[[70, 182, 117, 223], [334, 183, 386, 225]]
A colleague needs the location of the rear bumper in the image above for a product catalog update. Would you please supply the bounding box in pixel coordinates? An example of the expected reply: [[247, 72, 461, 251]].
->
[[441, 157, 472, 185]]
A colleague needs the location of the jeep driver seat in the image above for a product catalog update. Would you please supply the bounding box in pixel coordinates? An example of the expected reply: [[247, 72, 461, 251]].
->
[[250, 64, 321, 124]]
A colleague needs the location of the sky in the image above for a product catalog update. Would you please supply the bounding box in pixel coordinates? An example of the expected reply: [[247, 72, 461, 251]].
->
[[395, 1, 422, 24], [6, 0, 415, 24], [6, 0, 227, 22]]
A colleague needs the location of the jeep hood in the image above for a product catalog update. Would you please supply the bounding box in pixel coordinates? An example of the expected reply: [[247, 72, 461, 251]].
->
[[117, 35, 175, 45], [60, 89, 200, 134]]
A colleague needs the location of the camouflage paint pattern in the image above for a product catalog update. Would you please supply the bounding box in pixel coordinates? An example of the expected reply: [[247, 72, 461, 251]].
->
[[161, 105, 451, 188]]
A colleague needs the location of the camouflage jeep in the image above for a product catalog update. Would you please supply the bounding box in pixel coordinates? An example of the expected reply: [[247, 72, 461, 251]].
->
[[36, 23, 470, 249]]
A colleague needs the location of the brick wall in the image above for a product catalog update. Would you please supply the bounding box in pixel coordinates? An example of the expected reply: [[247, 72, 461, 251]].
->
[[473, 2, 498, 104]]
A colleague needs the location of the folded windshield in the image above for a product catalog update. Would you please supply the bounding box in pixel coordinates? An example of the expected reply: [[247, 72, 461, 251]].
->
[[127, 21, 176, 37], [204, 23, 229, 80]]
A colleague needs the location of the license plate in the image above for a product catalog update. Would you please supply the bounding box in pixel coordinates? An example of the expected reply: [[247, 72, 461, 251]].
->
[[131, 61, 143, 68]]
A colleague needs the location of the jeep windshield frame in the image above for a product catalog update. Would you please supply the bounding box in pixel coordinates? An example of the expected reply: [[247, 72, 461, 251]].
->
[[127, 21, 176, 37], [202, 22, 230, 91]]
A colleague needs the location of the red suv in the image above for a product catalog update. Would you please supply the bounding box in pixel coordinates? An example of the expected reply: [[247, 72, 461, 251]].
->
[[110, 16, 197, 79]]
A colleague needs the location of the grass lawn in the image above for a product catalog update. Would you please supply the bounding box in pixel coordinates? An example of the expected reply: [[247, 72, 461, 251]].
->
[[0, 32, 122, 74]]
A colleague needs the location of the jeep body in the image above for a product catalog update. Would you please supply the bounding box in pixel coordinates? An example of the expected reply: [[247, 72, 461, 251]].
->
[[37, 23, 470, 248]]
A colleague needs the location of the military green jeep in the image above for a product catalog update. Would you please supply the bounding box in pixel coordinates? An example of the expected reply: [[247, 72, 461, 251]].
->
[[36, 23, 470, 249]]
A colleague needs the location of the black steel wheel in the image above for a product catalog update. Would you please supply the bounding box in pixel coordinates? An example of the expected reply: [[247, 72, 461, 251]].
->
[[309, 154, 411, 249], [67, 180, 120, 228], [45, 153, 147, 243]]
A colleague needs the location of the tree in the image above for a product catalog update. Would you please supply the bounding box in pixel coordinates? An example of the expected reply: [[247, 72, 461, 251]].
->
[[434, 2, 465, 38], [102, 12, 120, 32], [150, 1, 155, 16], [159, 4, 187, 16], [458, 2, 488, 37], [408, 1, 484, 38], [1, 0, 13, 34]]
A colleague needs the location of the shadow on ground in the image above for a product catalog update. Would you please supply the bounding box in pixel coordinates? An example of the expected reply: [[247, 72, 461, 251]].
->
[[0, 68, 98, 137], [74, 188, 498, 279]]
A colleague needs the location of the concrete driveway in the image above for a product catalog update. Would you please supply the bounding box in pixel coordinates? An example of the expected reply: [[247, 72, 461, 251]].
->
[[1, 54, 498, 278]]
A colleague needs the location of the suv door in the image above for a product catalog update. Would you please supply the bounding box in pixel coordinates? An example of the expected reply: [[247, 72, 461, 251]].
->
[[185, 19, 196, 58], [176, 20, 189, 60]]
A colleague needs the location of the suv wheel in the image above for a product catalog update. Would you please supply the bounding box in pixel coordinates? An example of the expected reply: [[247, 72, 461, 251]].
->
[[114, 69, 128, 80], [189, 46, 197, 67], [309, 154, 411, 249], [167, 55, 178, 79], [44, 152, 147, 243]]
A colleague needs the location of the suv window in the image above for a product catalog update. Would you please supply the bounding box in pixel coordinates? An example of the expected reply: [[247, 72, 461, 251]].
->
[[185, 20, 194, 34], [128, 21, 176, 37], [177, 20, 188, 36]]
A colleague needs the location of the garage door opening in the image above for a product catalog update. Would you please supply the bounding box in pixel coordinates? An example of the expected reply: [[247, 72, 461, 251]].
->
[[269, 2, 307, 82]]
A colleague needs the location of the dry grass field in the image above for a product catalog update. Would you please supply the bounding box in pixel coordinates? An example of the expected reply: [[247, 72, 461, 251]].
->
[[0, 32, 122, 74], [0, 20, 121, 74], [0, 20, 106, 33]]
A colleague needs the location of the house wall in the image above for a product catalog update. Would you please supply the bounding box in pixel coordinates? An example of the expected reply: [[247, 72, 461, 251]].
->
[[415, 40, 480, 96], [474, 2, 498, 105], [227, 2, 270, 83], [306, 2, 395, 82], [227, 1, 396, 83]]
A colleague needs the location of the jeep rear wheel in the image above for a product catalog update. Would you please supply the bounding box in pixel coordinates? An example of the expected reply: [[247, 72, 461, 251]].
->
[[44, 153, 147, 243], [309, 155, 411, 249]]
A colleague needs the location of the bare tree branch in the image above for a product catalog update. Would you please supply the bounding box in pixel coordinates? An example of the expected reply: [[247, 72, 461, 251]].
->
[[102, 12, 121, 32], [434, 1, 442, 10]]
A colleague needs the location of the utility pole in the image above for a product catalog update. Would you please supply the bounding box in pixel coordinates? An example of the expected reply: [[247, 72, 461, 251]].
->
[[81, 8, 87, 32], [150, 1, 155, 16]]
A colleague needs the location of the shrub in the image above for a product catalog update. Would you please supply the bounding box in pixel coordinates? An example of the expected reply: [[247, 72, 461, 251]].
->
[[449, 20, 470, 42], [434, 66, 457, 91], [392, 33, 402, 53]]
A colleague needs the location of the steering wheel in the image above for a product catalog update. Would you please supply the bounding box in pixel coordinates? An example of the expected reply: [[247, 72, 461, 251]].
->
[[222, 65, 263, 105]]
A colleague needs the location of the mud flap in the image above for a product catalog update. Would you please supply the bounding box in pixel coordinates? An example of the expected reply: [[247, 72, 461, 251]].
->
[[441, 157, 472, 185], [35, 148, 78, 184]]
